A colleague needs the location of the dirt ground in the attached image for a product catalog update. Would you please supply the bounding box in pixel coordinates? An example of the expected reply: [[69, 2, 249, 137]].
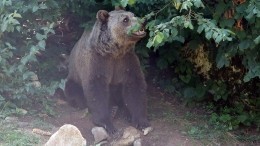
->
[[15, 84, 253, 146], [15, 84, 251, 146]]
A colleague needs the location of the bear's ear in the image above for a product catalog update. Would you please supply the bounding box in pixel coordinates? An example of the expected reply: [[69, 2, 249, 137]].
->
[[96, 10, 109, 23]]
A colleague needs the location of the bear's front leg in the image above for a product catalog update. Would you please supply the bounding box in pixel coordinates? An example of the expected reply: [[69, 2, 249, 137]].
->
[[64, 79, 87, 109], [122, 77, 150, 129], [83, 76, 116, 134]]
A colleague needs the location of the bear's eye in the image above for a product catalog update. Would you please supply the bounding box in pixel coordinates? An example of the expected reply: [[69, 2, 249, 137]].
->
[[123, 17, 129, 23]]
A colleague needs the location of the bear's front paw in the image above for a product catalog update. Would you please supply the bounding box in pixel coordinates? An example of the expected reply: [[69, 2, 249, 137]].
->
[[132, 118, 150, 130], [105, 124, 117, 134]]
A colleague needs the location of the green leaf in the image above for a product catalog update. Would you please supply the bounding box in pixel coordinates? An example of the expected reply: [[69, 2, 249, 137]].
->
[[23, 71, 36, 80], [238, 114, 248, 123], [154, 32, 164, 45], [214, 2, 226, 19], [36, 33, 46, 41], [219, 114, 231, 122], [216, 51, 229, 68], [220, 19, 235, 28], [212, 32, 218, 39], [39, 3, 48, 9], [13, 12, 22, 18], [244, 71, 253, 82], [120, 0, 128, 7], [32, 5, 39, 12], [197, 25, 204, 33], [173, 0, 182, 10], [195, 84, 207, 99], [188, 22, 194, 30], [238, 40, 252, 51], [38, 40, 46, 49], [59, 79, 67, 90], [146, 40, 153, 48], [0, 94, 5, 101], [183, 87, 195, 98], [127, 23, 141, 35], [179, 74, 191, 83], [171, 27, 178, 37], [215, 35, 222, 43], [193, 0, 205, 8], [172, 36, 185, 43], [180, 1, 192, 12], [128, 0, 136, 5], [1, 22, 8, 32], [254, 35, 260, 44], [184, 21, 190, 28], [205, 31, 213, 40]]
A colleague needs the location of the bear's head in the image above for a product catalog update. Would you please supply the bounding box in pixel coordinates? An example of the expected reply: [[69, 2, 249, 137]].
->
[[89, 9, 146, 57]]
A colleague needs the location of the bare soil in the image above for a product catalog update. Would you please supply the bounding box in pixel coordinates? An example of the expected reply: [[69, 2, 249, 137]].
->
[[18, 85, 207, 146]]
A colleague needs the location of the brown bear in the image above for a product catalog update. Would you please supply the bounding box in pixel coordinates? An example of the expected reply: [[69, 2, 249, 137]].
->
[[64, 9, 150, 133]]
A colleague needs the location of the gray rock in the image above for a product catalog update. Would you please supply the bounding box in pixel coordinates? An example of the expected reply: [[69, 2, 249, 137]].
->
[[91, 127, 109, 144], [32, 81, 41, 88], [111, 126, 141, 146], [45, 124, 86, 146], [122, 126, 140, 139], [142, 127, 153, 136], [133, 138, 142, 146]]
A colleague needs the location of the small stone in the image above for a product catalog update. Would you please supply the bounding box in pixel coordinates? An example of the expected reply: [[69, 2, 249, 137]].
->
[[32, 81, 41, 88], [111, 136, 135, 146], [45, 124, 86, 146], [96, 140, 108, 146], [133, 138, 142, 146], [81, 108, 89, 118], [33, 128, 52, 136], [16, 108, 28, 115], [91, 127, 109, 144], [142, 127, 153, 136], [122, 126, 140, 139], [111, 126, 141, 146], [30, 74, 39, 81]]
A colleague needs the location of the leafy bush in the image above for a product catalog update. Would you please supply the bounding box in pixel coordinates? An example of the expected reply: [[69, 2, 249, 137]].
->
[[0, 0, 64, 115], [117, 0, 260, 129]]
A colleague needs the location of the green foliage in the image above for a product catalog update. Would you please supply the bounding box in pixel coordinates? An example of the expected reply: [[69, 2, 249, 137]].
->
[[0, 128, 39, 146], [0, 0, 63, 113], [119, 0, 260, 130], [0, 120, 40, 146]]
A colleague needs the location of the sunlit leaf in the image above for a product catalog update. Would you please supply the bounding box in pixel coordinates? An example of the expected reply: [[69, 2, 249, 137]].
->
[[13, 12, 22, 18], [32, 5, 39, 12], [120, 0, 128, 7], [197, 25, 204, 33], [173, 0, 181, 10], [254, 35, 260, 44], [128, 0, 136, 5], [193, 0, 205, 8], [154, 32, 164, 44]]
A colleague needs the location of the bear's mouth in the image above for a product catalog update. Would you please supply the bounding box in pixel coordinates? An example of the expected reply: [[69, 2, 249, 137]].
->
[[132, 28, 146, 37]]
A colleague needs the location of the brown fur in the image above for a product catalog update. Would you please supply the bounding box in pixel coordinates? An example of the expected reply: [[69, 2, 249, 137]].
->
[[64, 9, 149, 133]]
